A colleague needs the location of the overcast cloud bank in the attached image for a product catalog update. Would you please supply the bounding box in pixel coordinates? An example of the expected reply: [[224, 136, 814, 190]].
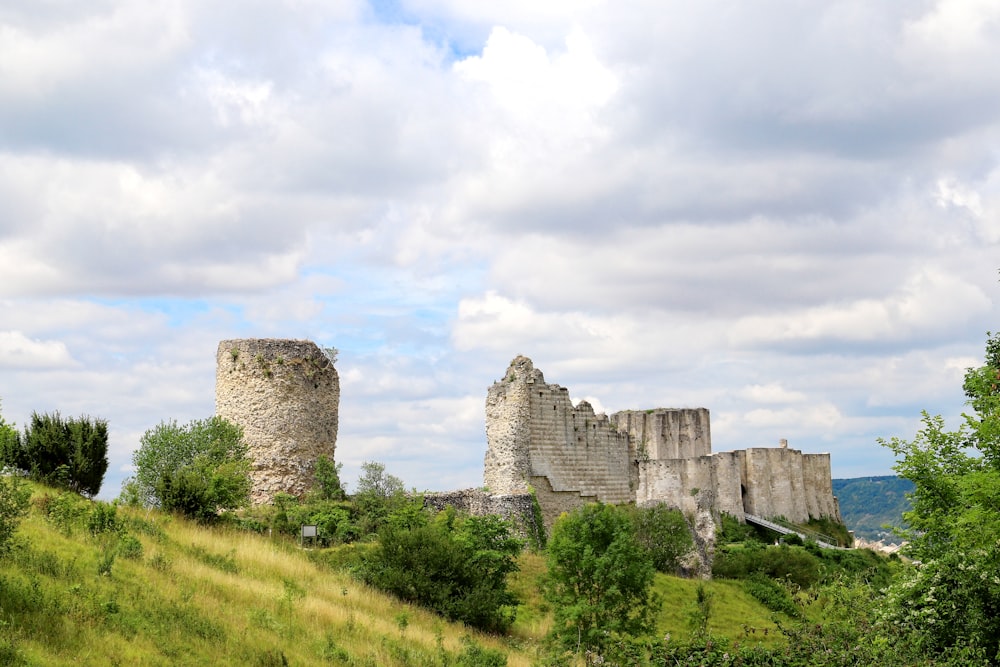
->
[[2, 0, 999, 497]]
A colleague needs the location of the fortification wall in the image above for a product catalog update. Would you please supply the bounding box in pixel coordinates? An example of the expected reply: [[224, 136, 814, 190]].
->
[[423, 489, 542, 541], [743, 447, 812, 523], [802, 453, 842, 521], [484, 356, 534, 494], [215, 338, 339, 504], [484, 356, 632, 525], [636, 452, 743, 519], [483, 355, 842, 536], [611, 408, 712, 460]]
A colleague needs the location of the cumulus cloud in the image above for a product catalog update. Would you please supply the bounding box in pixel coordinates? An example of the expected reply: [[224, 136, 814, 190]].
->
[[0, 331, 73, 368], [2, 0, 999, 497]]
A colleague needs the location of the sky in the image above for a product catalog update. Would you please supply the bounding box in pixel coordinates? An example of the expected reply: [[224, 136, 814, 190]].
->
[[2, 0, 999, 500]]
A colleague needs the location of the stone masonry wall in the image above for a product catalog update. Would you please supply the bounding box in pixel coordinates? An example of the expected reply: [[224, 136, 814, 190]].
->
[[215, 339, 339, 505], [484, 356, 633, 530], [423, 489, 542, 542], [483, 355, 842, 537], [611, 409, 712, 460]]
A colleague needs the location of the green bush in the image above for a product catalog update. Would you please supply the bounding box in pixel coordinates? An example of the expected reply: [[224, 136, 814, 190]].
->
[[712, 543, 821, 588], [360, 511, 522, 633], [40, 491, 90, 535], [742, 574, 800, 618], [628, 504, 694, 573], [0, 474, 30, 554], [8, 412, 109, 497], [454, 636, 506, 667], [124, 417, 251, 520], [543, 502, 660, 659]]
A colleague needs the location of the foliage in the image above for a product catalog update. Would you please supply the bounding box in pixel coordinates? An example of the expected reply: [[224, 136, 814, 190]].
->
[[123, 417, 251, 520], [712, 542, 821, 588], [0, 474, 30, 554], [352, 460, 407, 534], [0, 401, 19, 470], [542, 502, 660, 660], [627, 503, 695, 574], [831, 476, 913, 541], [360, 509, 523, 633], [877, 330, 1000, 661], [741, 574, 799, 618], [311, 454, 345, 501], [716, 512, 766, 545], [5, 411, 109, 497], [454, 636, 507, 667]]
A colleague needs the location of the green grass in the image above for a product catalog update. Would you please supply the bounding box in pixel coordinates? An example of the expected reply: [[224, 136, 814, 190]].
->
[[0, 483, 803, 665]]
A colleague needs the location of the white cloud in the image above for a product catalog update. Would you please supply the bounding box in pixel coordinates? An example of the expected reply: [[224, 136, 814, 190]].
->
[[0, 331, 73, 368]]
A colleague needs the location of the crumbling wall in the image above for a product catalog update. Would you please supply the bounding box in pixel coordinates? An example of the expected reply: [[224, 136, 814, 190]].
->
[[484, 356, 632, 530], [215, 338, 339, 504], [423, 489, 542, 542], [483, 355, 842, 538]]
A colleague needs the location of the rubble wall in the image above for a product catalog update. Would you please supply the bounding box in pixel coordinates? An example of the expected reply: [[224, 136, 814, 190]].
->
[[215, 338, 339, 504]]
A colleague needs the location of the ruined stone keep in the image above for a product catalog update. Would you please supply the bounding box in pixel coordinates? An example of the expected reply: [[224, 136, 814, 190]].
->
[[484, 355, 841, 531], [215, 339, 339, 504]]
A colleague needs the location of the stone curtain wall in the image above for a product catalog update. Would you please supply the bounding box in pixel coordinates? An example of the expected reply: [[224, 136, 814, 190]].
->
[[423, 489, 542, 541], [611, 408, 712, 460], [215, 339, 339, 504], [483, 355, 842, 533]]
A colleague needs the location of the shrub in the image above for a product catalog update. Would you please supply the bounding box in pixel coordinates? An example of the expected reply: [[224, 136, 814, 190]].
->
[[124, 417, 251, 520], [712, 543, 821, 588], [454, 637, 507, 667], [0, 474, 30, 554], [360, 511, 522, 633], [40, 491, 90, 535], [742, 574, 800, 618], [628, 504, 694, 573], [311, 455, 346, 501], [9, 412, 109, 497]]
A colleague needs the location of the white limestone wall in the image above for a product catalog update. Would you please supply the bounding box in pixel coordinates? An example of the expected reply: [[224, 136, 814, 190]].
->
[[802, 453, 841, 521], [215, 338, 339, 504], [636, 453, 742, 519], [612, 408, 712, 460]]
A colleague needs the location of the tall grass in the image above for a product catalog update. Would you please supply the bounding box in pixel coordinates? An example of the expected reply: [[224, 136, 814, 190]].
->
[[1, 483, 794, 665]]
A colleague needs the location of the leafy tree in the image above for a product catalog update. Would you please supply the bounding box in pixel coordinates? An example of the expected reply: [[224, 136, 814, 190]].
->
[[878, 331, 1000, 660], [0, 473, 30, 554], [628, 503, 694, 573], [7, 411, 109, 497], [0, 400, 19, 470], [312, 454, 345, 501], [542, 502, 660, 661], [353, 460, 406, 534], [361, 509, 522, 633], [123, 417, 251, 520]]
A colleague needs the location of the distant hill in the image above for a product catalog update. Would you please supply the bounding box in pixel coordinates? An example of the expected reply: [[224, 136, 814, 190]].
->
[[832, 476, 913, 542]]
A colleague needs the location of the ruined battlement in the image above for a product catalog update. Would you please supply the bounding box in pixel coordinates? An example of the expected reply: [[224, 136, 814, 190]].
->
[[483, 356, 841, 533], [215, 338, 339, 504]]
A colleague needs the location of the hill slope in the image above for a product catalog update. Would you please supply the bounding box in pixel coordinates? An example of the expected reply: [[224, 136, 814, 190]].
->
[[1, 483, 786, 665], [833, 476, 913, 542]]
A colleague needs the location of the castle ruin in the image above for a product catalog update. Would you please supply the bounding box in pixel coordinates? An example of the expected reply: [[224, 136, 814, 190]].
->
[[483, 356, 841, 533], [215, 338, 339, 504]]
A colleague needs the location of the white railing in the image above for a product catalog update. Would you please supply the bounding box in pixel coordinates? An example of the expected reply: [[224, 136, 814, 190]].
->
[[743, 513, 845, 550]]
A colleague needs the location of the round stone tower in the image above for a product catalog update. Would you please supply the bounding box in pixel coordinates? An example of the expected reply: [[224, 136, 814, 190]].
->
[[215, 338, 339, 504]]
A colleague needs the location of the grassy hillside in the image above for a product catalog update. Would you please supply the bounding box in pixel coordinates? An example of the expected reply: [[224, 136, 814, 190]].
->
[[1, 483, 790, 665], [833, 476, 913, 542]]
